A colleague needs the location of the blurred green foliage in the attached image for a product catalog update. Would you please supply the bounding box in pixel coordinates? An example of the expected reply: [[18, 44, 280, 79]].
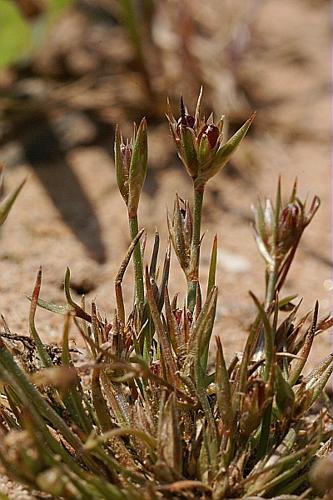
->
[[0, 0, 74, 68]]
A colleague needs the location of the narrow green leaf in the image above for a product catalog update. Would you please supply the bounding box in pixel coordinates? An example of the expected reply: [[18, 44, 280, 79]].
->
[[180, 126, 199, 178], [186, 286, 217, 364], [30, 297, 70, 315], [29, 267, 53, 368], [195, 112, 256, 187], [207, 235, 217, 299], [114, 125, 129, 203], [0, 177, 26, 226], [215, 337, 234, 430]]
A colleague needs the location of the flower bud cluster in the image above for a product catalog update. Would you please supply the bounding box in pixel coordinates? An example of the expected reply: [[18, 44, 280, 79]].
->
[[253, 186, 320, 269], [114, 118, 148, 218], [167, 91, 255, 189]]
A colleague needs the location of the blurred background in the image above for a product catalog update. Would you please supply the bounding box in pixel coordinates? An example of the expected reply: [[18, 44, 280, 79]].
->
[[0, 0, 330, 365]]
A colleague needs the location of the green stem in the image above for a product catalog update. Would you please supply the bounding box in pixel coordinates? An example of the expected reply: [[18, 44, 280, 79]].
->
[[256, 260, 279, 459], [265, 262, 278, 308], [187, 186, 204, 312], [255, 260, 279, 355], [129, 215, 145, 313]]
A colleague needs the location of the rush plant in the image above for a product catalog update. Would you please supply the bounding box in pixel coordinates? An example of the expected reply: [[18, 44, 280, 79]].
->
[[0, 95, 331, 499]]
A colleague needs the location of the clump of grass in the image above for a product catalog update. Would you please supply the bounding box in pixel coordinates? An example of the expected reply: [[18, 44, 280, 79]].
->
[[0, 94, 331, 499]]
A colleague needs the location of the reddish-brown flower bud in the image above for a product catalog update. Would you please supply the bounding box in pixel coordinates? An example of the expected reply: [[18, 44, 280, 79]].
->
[[177, 114, 195, 131], [120, 143, 132, 178], [198, 124, 220, 149], [178, 96, 196, 130]]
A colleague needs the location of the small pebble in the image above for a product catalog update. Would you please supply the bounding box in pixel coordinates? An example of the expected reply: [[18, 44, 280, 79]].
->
[[218, 250, 250, 273], [323, 279, 333, 291]]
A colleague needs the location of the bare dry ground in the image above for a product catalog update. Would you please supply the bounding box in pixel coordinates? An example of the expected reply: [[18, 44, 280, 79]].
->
[[0, 0, 330, 496]]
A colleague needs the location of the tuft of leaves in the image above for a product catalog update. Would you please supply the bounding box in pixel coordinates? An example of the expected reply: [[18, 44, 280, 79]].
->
[[0, 98, 331, 499]]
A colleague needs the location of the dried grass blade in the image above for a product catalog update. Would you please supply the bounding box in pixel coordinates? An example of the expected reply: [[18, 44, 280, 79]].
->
[[29, 267, 53, 368]]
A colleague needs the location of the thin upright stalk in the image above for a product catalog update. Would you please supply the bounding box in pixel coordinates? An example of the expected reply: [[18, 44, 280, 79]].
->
[[256, 260, 279, 355], [129, 215, 145, 313], [265, 262, 278, 309], [257, 260, 278, 460], [187, 186, 204, 312]]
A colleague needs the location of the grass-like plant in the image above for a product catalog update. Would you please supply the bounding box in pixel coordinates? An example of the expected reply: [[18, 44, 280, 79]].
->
[[0, 94, 331, 499]]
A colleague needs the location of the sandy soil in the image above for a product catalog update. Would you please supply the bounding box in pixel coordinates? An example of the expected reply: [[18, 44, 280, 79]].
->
[[0, 0, 330, 496]]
